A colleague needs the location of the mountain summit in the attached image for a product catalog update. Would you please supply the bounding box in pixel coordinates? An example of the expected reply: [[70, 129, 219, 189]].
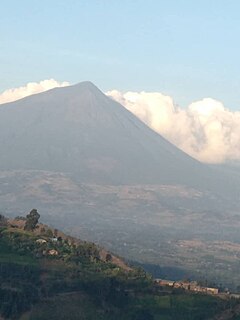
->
[[0, 81, 215, 187], [0, 80, 240, 200]]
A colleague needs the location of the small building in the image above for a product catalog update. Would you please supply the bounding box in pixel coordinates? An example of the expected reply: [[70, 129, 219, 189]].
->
[[192, 286, 204, 293], [36, 239, 47, 244], [48, 249, 59, 256], [181, 282, 191, 290], [155, 279, 175, 287], [173, 282, 182, 289], [155, 279, 219, 296], [206, 287, 219, 295], [190, 285, 218, 295]]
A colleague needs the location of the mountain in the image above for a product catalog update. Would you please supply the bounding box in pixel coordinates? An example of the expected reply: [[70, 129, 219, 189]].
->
[[0, 81, 235, 191], [0, 81, 240, 288], [0, 214, 235, 320]]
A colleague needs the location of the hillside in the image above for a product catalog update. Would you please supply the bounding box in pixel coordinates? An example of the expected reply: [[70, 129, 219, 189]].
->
[[0, 211, 236, 320]]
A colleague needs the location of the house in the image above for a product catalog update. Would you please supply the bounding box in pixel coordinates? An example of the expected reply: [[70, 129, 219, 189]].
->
[[181, 282, 191, 290], [190, 285, 218, 295], [48, 249, 59, 256], [230, 294, 240, 299], [36, 239, 47, 244], [206, 287, 219, 295], [173, 282, 182, 289], [155, 279, 174, 287], [196, 286, 205, 293], [189, 283, 198, 290]]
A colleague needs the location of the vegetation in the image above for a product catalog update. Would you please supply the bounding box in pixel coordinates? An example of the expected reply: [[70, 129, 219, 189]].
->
[[24, 209, 40, 231], [0, 214, 8, 226], [0, 212, 238, 319]]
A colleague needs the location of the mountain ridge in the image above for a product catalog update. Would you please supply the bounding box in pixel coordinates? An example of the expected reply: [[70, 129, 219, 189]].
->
[[0, 81, 232, 191]]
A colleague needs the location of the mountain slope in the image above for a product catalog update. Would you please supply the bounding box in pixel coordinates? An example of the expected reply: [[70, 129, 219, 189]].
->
[[0, 81, 232, 191]]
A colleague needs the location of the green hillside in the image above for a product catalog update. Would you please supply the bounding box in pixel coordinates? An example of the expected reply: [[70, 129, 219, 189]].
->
[[0, 212, 237, 320]]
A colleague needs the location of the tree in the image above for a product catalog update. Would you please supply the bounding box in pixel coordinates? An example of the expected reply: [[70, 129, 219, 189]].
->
[[106, 253, 112, 262], [45, 229, 53, 237], [0, 214, 7, 226], [40, 227, 46, 234], [24, 209, 40, 231]]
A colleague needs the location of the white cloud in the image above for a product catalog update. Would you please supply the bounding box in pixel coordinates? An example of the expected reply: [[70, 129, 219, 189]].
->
[[0, 79, 70, 104], [107, 90, 240, 164]]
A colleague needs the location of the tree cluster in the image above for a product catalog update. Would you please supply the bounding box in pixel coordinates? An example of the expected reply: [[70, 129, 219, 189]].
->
[[24, 209, 40, 231]]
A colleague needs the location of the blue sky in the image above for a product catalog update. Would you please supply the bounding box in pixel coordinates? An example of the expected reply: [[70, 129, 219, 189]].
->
[[1, 0, 240, 110]]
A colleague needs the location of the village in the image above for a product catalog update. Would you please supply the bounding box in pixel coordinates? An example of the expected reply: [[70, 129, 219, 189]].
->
[[36, 237, 61, 256], [155, 278, 219, 294], [155, 279, 240, 300]]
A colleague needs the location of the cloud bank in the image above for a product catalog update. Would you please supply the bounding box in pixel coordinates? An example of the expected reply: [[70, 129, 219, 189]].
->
[[107, 90, 240, 164], [0, 79, 69, 104]]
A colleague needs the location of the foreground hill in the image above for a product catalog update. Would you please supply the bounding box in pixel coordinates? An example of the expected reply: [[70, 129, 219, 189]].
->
[[0, 213, 236, 320]]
